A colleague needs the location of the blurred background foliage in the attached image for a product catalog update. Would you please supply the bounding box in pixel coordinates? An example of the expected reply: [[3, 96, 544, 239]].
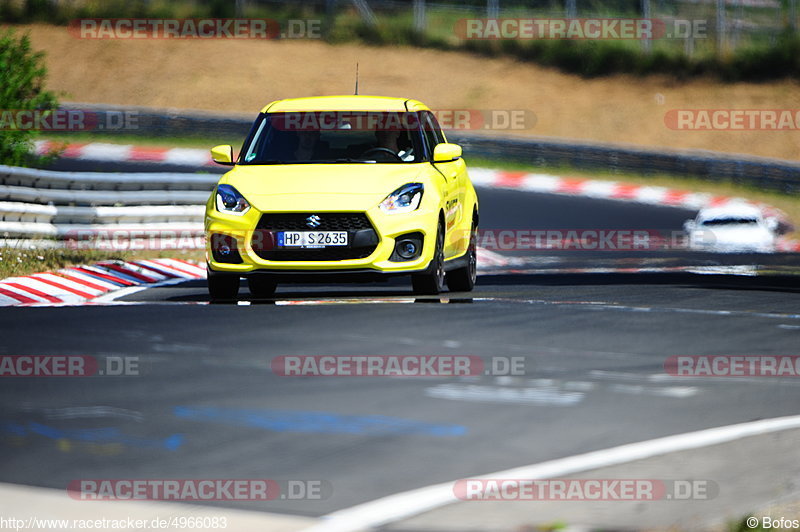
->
[[0, 0, 798, 80]]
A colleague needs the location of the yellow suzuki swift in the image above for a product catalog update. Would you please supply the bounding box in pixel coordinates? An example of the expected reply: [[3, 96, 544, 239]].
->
[[205, 95, 479, 300]]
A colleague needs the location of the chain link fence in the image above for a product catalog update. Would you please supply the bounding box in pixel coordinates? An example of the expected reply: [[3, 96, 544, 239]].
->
[[236, 0, 798, 55], [13, 0, 798, 54]]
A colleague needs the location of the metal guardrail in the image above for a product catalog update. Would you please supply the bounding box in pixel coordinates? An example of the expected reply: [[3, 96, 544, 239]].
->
[[0, 185, 211, 206], [0, 165, 212, 239], [1, 164, 219, 191], [62, 103, 800, 194]]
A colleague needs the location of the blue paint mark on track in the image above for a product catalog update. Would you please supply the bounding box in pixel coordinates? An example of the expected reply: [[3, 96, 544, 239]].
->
[[0, 421, 183, 450], [173, 406, 466, 437]]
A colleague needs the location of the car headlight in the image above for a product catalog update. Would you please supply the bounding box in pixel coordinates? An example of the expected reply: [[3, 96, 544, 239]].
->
[[215, 184, 250, 215], [379, 183, 424, 214]]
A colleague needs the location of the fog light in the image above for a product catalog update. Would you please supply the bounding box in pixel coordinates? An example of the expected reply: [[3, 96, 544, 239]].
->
[[211, 233, 242, 264], [397, 240, 418, 259], [390, 232, 424, 262]]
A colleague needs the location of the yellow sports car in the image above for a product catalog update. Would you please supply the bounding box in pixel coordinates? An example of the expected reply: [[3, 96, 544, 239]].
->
[[205, 95, 479, 300]]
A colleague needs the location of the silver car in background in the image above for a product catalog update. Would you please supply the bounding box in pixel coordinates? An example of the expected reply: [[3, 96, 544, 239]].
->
[[684, 204, 779, 253]]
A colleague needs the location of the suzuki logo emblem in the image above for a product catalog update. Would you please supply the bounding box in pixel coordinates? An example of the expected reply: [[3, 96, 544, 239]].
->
[[305, 215, 322, 228]]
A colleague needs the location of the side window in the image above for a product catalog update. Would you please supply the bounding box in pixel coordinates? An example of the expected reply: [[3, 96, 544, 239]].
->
[[420, 112, 439, 160], [420, 111, 445, 160], [427, 112, 446, 145]]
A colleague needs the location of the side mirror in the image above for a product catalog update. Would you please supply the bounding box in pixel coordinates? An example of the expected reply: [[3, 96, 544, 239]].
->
[[433, 143, 462, 163], [683, 219, 695, 233], [211, 145, 235, 166]]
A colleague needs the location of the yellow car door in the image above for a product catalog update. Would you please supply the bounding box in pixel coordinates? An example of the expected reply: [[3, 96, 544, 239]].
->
[[421, 111, 468, 258]]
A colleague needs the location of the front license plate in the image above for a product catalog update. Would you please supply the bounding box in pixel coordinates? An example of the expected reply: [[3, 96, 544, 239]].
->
[[277, 231, 349, 248]]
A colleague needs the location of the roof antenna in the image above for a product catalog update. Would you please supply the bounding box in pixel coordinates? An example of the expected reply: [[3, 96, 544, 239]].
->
[[354, 63, 359, 95]]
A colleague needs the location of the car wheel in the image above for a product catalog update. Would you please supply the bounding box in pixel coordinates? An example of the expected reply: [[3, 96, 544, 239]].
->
[[446, 221, 477, 292], [248, 275, 277, 298], [411, 221, 445, 295], [207, 268, 239, 301]]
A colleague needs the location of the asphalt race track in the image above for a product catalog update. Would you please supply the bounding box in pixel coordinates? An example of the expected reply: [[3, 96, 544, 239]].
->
[[1, 160, 799, 530]]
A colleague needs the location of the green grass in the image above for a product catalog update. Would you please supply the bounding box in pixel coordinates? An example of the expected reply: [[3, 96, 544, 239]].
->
[[727, 515, 768, 531], [0, 243, 204, 280], [0, 244, 126, 279], [2, 0, 799, 80], [342, 20, 800, 80]]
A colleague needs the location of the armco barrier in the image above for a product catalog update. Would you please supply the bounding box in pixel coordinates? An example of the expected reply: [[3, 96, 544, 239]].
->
[[0, 165, 218, 191], [0, 165, 213, 239], [58, 103, 800, 194]]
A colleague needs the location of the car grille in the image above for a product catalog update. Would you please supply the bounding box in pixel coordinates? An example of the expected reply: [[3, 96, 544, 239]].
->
[[257, 213, 372, 232], [253, 213, 378, 261]]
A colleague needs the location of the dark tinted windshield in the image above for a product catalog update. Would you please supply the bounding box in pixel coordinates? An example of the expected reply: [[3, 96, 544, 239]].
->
[[240, 112, 427, 164], [701, 218, 759, 226]]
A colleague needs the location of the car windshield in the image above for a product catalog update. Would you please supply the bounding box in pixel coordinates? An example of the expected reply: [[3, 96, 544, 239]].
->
[[240, 111, 427, 165], [701, 217, 759, 226]]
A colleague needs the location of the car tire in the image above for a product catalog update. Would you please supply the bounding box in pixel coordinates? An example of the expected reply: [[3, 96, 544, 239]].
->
[[446, 221, 477, 292], [207, 268, 240, 301], [411, 221, 445, 295], [248, 275, 277, 298]]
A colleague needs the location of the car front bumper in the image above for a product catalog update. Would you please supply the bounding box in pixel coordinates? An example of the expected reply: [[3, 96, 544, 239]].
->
[[205, 204, 440, 275]]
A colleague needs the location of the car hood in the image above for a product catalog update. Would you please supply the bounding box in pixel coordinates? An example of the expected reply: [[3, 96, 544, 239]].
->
[[222, 163, 427, 211]]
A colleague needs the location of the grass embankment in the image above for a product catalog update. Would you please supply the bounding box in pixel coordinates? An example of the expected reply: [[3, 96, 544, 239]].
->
[[3, 0, 800, 80], [13, 24, 800, 162], [0, 245, 204, 280]]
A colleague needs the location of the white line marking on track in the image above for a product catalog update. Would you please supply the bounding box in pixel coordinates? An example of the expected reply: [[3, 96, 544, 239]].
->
[[472, 297, 800, 321], [607, 383, 699, 398], [303, 414, 800, 532], [425, 383, 584, 406], [20, 405, 144, 421]]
